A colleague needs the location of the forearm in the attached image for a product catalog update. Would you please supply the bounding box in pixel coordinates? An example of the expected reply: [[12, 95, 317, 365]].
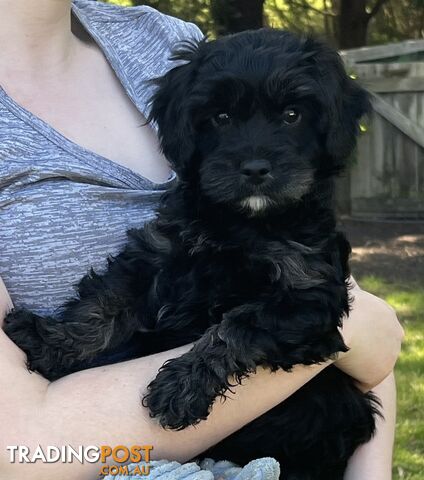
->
[[344, 372, 396, 480], [0, 328, 331, 480], [334, 286, 403, 390]]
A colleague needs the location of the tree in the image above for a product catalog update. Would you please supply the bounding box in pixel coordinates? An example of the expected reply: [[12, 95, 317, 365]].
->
[[336, 0, 390, 48], [267, 0, 391, 48], [210, 0, 265, 35]]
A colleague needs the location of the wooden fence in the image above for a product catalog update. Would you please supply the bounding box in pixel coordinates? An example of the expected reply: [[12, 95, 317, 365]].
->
[[339, 40, 424, 219]]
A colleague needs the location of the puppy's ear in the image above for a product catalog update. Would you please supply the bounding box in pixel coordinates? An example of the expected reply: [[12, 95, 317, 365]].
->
[[316, 47, 371, 166], [149, 40, 204, 173]]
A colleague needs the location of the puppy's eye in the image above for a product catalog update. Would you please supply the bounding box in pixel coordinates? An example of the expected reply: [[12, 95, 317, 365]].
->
[[212, 112, 232, 128], [282, 108, 301, 126]]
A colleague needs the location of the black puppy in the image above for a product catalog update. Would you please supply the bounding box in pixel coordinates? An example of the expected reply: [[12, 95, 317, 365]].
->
[[5, 30, 380, 479]]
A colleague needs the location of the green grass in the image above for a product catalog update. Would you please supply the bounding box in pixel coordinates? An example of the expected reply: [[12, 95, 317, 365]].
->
[[358, 276, 424, 480]]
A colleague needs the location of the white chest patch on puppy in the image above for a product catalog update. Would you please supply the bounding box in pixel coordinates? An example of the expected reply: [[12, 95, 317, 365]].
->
[[241, 195, 269, 213]]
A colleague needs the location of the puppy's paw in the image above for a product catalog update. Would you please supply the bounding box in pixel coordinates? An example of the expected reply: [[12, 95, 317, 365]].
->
[[4, 309, 63, 380], [142, 356, 217, 430], [4, 309, 41, 353]]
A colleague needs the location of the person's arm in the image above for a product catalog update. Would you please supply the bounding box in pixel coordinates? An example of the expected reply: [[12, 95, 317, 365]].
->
[[344, 372, 397, 480], [334, 279, 403, 390], [0, 278, 402, 480], [0, 294, 331, 480], [338, 281, 400, 480]]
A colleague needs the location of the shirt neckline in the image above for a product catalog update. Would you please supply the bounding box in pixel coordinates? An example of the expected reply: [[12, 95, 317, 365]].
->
[[0, 2, 175, 191]]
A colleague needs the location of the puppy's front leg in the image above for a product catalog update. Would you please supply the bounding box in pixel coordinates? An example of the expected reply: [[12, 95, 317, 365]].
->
[[142, 322, 243, 430], [4, 309, 70, 380], [4, 270, 140, 380], [143, 304, 277, 430], [4, 228, 163, 380], [4, 294, 136, 380], [143, 298, 348, 430]]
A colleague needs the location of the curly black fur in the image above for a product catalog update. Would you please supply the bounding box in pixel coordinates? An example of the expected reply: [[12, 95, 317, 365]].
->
[[5, 29, 381, 479]]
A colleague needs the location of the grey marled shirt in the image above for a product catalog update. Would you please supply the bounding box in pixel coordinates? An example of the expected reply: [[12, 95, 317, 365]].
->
[[0, 0, 202, 315]]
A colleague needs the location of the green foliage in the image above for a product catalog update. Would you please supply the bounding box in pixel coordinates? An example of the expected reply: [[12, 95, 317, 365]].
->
[[102, 0, 423, 46], [359, 276, 424, 480], [266, 1, 333, 36], [370, 0, 424, 44], [102, 0, 215, 35]]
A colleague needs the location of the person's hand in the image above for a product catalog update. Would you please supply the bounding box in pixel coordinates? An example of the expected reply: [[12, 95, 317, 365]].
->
[[335, 277, 404, 391], [0, 277, 13, 326]]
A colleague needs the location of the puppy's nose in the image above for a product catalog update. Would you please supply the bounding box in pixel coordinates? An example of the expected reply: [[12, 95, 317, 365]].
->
[[241, 159, 271, 184]]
